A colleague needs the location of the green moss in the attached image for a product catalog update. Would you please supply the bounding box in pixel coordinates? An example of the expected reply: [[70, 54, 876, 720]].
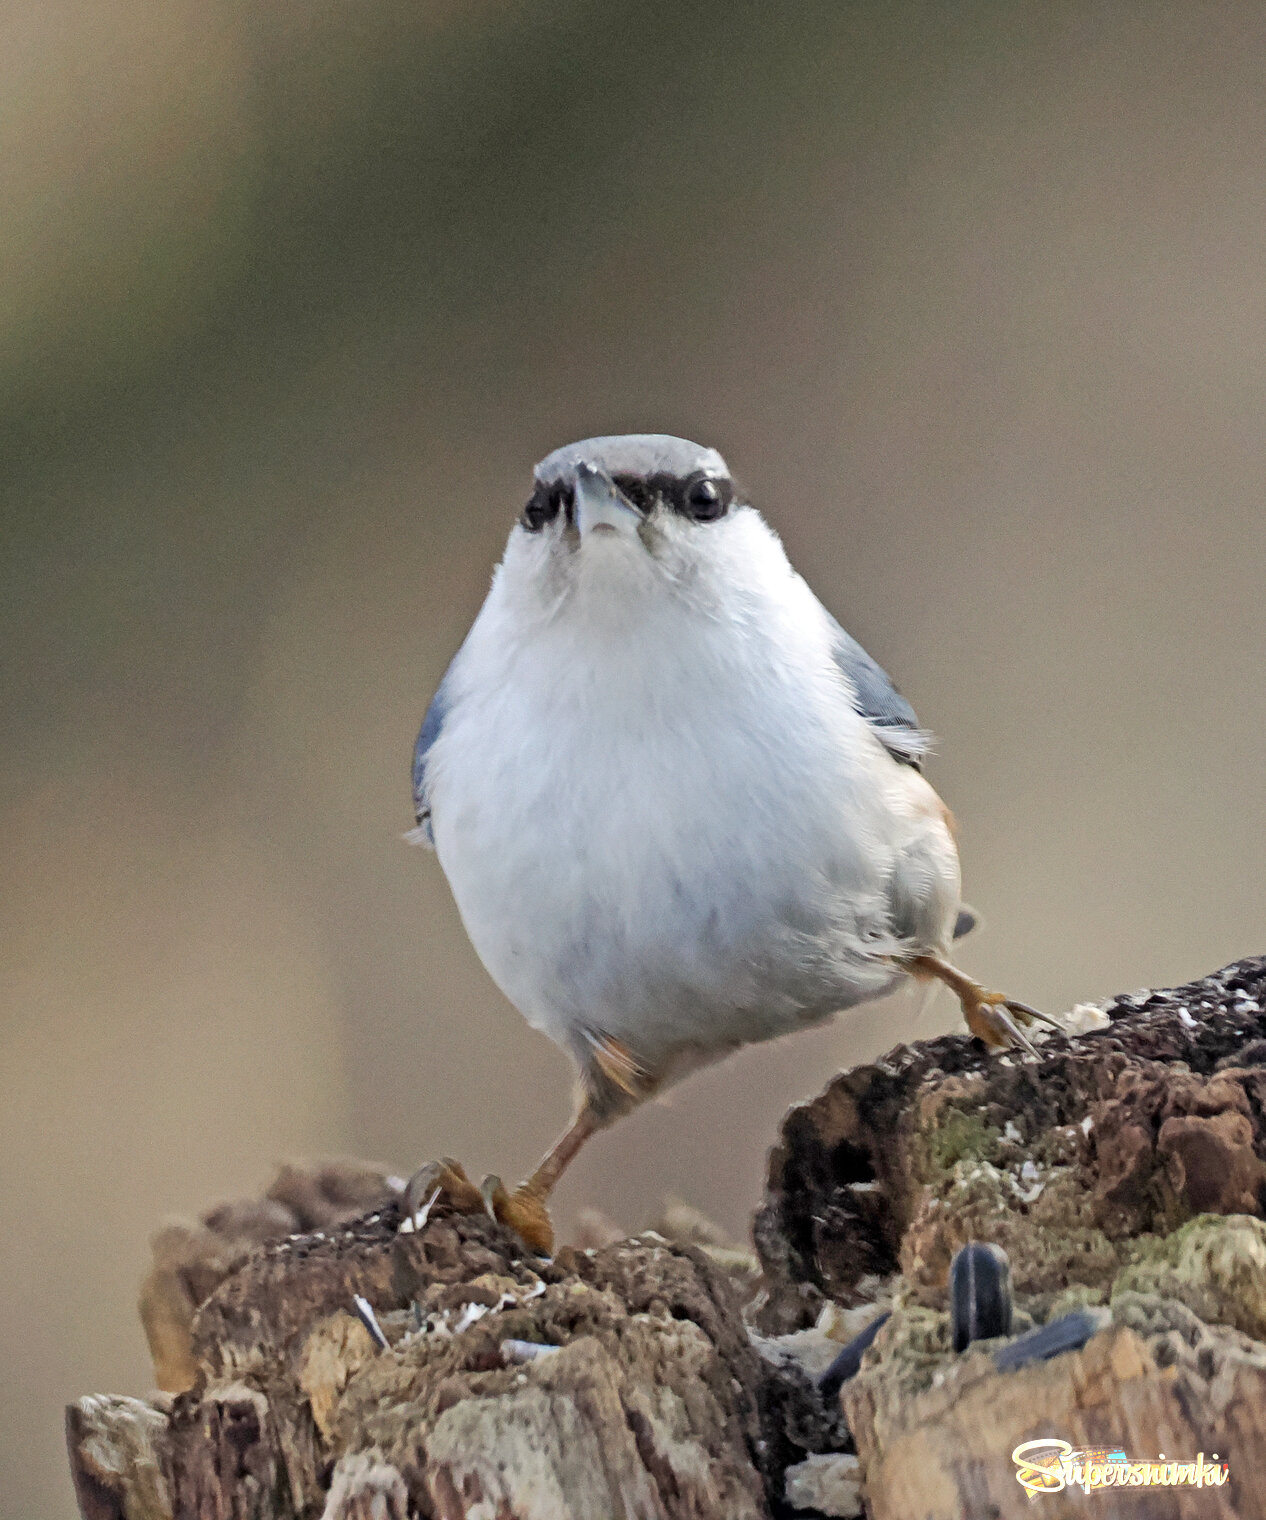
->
[[924, 1109, 1002, 1173], [858, 1305, 952, 1395], [1111, 1214, 1266, 1341], [1043, 1282, 1109, 1321]]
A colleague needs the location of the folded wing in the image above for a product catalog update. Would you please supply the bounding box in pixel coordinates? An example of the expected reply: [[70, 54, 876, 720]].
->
[[824, 608, 931, 769]]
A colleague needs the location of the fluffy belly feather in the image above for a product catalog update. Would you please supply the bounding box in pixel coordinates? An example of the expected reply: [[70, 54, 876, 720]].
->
[[433, 712, 941, 1070]]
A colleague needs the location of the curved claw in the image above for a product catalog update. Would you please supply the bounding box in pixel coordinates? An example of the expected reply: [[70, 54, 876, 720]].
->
[[1005, 998, 1064, 1033], [979, 1002, 1040, 1058], [998, 1008, 1039, 1059], [480, 1173, 505, 1221], [399, 1159, 554, 1254], [484, 1176, 554, 1256], [402, 1158, 482, 1227]]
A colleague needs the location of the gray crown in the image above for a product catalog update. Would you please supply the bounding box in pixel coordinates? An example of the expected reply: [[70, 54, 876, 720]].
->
[[534, 434, 729, 485]]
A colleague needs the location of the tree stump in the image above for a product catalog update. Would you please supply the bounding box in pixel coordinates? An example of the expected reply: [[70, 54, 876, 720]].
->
[[756, 954, 1266, 1518], [68, 957, 1266, 1519]]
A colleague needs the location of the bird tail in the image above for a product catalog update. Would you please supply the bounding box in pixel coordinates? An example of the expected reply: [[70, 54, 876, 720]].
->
[[953, 904, 980, 940]]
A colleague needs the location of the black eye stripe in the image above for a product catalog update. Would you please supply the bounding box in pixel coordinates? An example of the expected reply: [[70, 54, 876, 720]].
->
[[609, 471, 733, 521], [521, 483, 572, 531], [610, 476, 656, 514], [523, 471, 735, 528]]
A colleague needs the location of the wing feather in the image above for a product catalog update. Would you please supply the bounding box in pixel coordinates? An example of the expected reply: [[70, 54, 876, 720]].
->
[[410, 676, 451, 847], [824, 610, 930, 769]]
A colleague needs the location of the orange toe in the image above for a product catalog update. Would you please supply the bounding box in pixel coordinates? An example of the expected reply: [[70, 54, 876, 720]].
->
[[484, 1176, 554, 1256]]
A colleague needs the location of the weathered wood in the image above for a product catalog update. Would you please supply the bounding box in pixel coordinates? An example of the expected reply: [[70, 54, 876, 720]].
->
[[841, 1315, 1265, 1520], [66, 1395, 172, 1520], [86, 1205, 775, 1519], [756, 955, 1266, 1518], [68, 958, 1266, 1519], [139, 1161, 401, 1393]]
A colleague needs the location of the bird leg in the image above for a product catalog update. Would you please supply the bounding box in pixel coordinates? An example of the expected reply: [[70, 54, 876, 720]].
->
[[908, 952, 1061, 1057], [482, 1104, 601, 1254], [401, 1034, 658, 1255], [401, 1104, 601, 1257]]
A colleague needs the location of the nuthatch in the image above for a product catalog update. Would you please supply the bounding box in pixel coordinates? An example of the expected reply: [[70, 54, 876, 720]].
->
[[406, 435, 1053, 1251]]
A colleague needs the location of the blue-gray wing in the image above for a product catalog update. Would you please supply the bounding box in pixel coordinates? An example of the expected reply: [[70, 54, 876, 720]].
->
[[410, 675, 451, 846], [826, 612, 930, 769]]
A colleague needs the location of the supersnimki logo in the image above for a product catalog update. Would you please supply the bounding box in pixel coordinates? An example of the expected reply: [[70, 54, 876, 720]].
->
[[1013, 1439, 1230, 1497]]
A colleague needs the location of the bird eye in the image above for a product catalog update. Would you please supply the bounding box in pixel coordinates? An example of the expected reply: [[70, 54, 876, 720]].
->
[[521, 485, 562, 532], [683, 474, 730, 521]]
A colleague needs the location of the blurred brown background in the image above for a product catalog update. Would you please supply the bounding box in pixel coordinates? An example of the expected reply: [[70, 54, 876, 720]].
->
[[3, 1, 1265, 1513]]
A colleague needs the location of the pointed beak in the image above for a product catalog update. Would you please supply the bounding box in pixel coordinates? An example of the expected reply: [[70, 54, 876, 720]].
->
[[573, 461, 641, 540]]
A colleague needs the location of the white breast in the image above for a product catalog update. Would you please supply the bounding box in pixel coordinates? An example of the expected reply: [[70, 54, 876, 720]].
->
[[426, 515, 959, 1076]]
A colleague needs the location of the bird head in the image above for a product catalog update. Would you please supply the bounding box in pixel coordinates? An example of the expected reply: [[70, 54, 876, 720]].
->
[[501, 435, 759, 606]]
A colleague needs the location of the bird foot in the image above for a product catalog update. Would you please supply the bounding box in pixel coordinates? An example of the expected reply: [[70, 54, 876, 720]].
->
[[400, 1158, 554, 1255], [960, 984, 1061, 1057], [908, 953, 1062, 1058]]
